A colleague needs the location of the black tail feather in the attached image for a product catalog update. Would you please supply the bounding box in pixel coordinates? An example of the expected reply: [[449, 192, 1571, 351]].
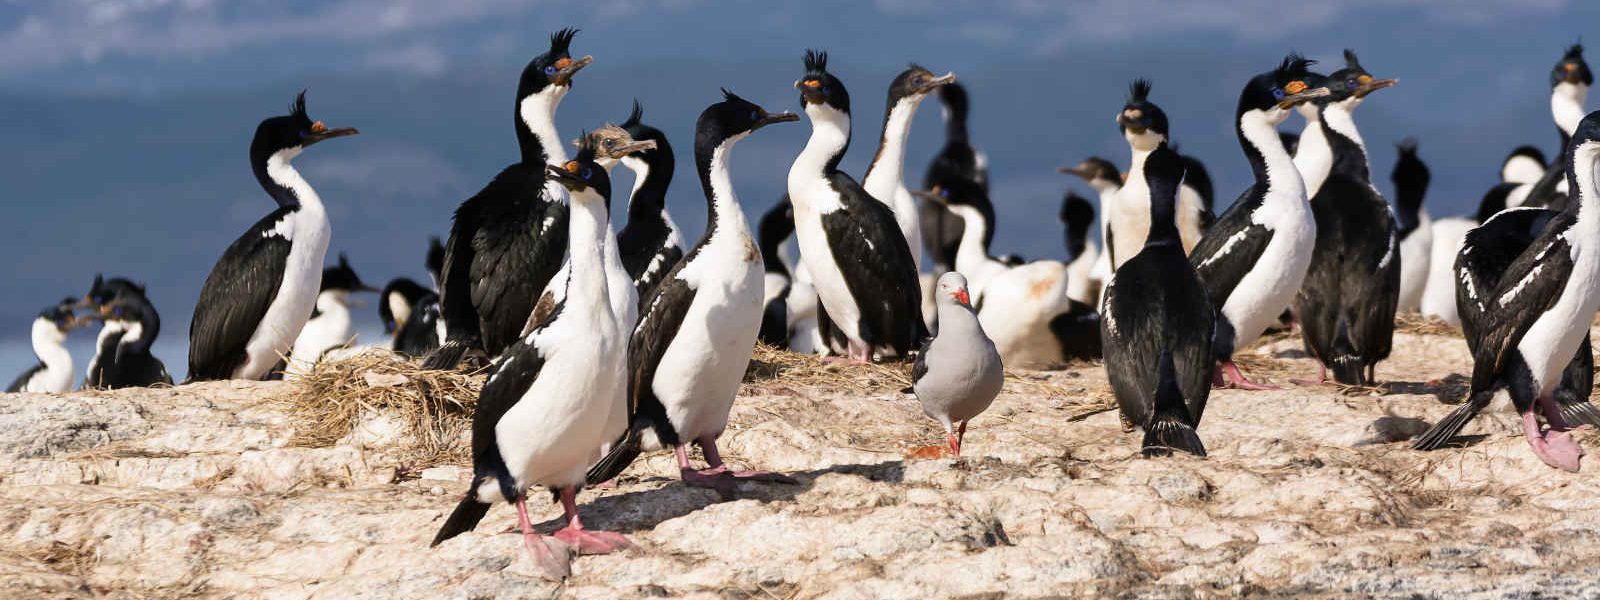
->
[[421, 338, 473, 371], [1327, 317, 1366, 385], [1143, 351, 1206, 457], [431, 495, 491, 547], [1559, 399, 1600, 429], [586, 426, 645, 486], [1412, 391, 1492, 450]]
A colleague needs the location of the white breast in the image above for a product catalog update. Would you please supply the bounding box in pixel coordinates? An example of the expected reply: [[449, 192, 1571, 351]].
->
[[1220, 195, 1316, 351], [239, 205, 330, 380], [1397, 211, 1433, 312], [1517, 237, 1600, 395], [288, 290, 354, 375], [645, 233, 764, 446]]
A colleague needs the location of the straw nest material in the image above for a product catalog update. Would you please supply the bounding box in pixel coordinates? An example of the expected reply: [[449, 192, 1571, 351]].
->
[[1394, 313, 1460, 337], [279, 351, 482, 468]]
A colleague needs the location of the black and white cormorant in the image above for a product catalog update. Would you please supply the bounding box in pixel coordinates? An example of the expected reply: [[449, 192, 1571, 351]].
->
[[1392, 139, 1433, 313], [1059, 190, 1100, 305], [1108, 80, 1209, 266], [431, 138, 630, 578], [1421, 145, 1551, 323], [288, 253, 376, 372], [586, 91, 800, 489], [863, 64, 956, 272], [1519, 44, 1592, 212], [614, 102, 685, 303], [6, 299, 83, 393], [1059, 156, 1122, 292], [1293, 50, 1400, 386], [787, 50, 926, 362], [1186, 55, 1328, 389], [758, 199, 795, 348], [82, 276, 172, 389], [921, 82, 991, 274], [1413, 110, 1600, 472], [424, 28, 589, 370], [186, 92, 357, 381], [1102, 144, 1214, 457], [380, 277, 440, 357]]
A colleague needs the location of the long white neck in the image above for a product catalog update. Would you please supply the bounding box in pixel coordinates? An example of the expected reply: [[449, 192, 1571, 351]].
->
[[1323, 102, 1367, 151], [30, 319, 72, 390], [709, 138, 754, 241], [566, 189, 616, 328], [788, 104, 851, 210], [621, 155, 650, 211], [267, 149, 324, 215], [863, 97, 922, 205], [1241, 109, 1307, 211], [521, 87, 569, 166], [949, 204, 995, 273], [1293, 109, 1332, 197], [1553, 82, 1590, 138]]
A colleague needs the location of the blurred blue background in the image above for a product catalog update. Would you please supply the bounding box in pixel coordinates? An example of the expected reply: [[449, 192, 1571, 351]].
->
[[0, 0, 1592, 380]]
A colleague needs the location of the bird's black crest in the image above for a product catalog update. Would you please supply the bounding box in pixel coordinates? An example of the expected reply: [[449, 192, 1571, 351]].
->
[[550, 28, 579, 55], [1276, 53, 1315, 79], [1342, 49, 1363, 71], [573, 129, 598, 163], [1395, 137, 1418, 155], [338, 253, 352, 269], [804, 49, 829, 76], [289, 90, 311, 126], [720, 87, 744, 103], [1566, 43, 1585, 60], [624, 100, 644, 128], [1128, 79, 1152, 103]]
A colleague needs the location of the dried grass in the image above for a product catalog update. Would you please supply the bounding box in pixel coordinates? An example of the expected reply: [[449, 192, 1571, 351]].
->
[[276, 352, 482, 468], [1394, 313, 1460, 337]]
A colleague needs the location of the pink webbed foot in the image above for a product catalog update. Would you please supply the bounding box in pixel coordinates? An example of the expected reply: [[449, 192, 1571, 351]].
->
[[1524, 410, 1584, 472], [552, 526, 634, 555], [1216, 361, 1280, 390], [522, 531, 572, 579]]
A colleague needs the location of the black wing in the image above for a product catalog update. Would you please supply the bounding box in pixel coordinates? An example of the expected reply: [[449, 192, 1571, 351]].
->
[[1521, 161, 1567, 211], [1469, 215, 1577, 394], [187, 207, 292, 381], [1188, 193, 1273, 312], [823, 173, 927, 355], [468, 302, 561, 500], [5, 363, 44, 393], [627, 274, 698, 446], [1296, 177, 1401, 382], [1455, 207, 1559, 344]]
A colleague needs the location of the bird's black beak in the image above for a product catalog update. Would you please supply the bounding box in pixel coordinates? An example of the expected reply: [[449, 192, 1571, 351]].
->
[[546, 163, 586, 190], [303, 122, 359, 147], [1352, 76, 1397, 99], [754, 112, 800, 131], [611, 139, 658, 157], [554, 55, 594, 85], [1277, 84, 1332, 109], [918, 72, 957, 95], [1057, 164, 1091, 179]]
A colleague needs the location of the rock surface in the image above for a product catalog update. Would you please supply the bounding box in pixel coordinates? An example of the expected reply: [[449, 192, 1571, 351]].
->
[[3, 331, 1600, 598]]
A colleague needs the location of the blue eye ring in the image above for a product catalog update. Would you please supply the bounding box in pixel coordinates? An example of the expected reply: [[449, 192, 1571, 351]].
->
[[1347, 78, 1357, 88], [544, 65, 557, 75], [749, 110, 759, 121], [1271, 88, 1285, 100], [581, 166, 592, 179]]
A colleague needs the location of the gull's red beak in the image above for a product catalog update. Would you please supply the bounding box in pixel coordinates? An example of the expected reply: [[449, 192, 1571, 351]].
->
[[953, 289, 971, 307]]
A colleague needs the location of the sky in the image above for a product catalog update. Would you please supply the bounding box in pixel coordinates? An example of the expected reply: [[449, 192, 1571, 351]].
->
[[0, 0, 1593, 380]]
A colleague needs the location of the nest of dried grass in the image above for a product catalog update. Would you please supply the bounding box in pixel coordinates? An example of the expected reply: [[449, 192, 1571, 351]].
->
[[1394, 313, 1460, 337], [278, 351, 482, 468]]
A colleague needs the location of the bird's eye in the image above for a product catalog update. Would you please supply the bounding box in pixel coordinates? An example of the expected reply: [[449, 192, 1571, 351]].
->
[[749, 110, 759, 121], [605, 139, 616, 147], [913, 75, 925, 85], [821, 86, 831, 95], [544, 65, 557, 75], [1347, 78, 1357, 88], [1271, 88, 1285, 100], [939, 188, 950, 198], [581, 166, 593, 179]]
